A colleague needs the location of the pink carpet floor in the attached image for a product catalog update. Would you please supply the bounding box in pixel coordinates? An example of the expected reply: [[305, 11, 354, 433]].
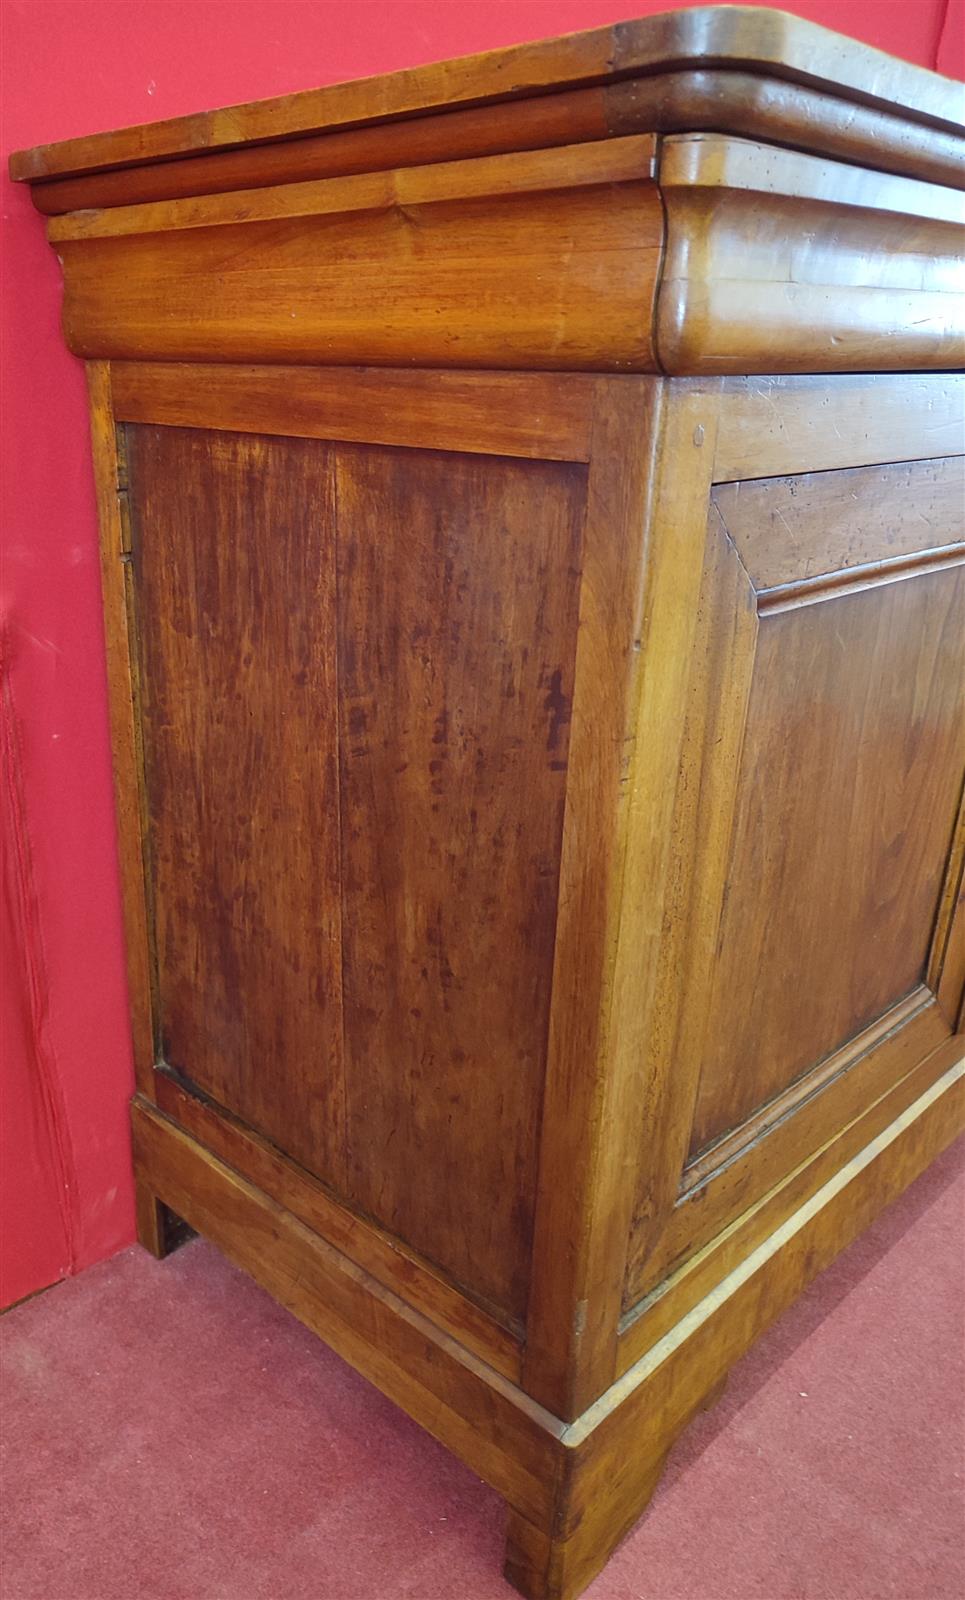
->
[[3, 1135, 964, 1600]]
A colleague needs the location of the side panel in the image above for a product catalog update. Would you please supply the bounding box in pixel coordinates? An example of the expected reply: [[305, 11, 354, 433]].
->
[[123, 394, 591, 1327]]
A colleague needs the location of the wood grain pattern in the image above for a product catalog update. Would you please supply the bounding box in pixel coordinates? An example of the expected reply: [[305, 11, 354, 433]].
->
[[335, 442, 586, 1323], [153, 1069, 522, 1378], [131, 1097, 565, 1527], [690, 559, 965, 1157], [134, 1042, 965, 1600], [619, 477, 758, 1304], [55, 163, 663, 370], [24, 63, 965, 216], [10, 6, 961, 183], [27, 87, 613, 214], [656, 135, 965, 374], [17, 12, 965, 1594], [637, 997, 952, 1299], [661, 131, 965, 225], [85, 364, 156, 1095], [521, 376, 668, 1418], [622, 442, 965, 1310], [52, 131, 965, 378], [711, 373, 965, 482], [512, 1055, 965, 1600], [47, 135, 657, 240], [928, 788, 965, 1030], [616, 1029, 965, 1377], [126, 424, 347, 1189], [109, 362, 597, 462], [714, 456, 965, 596]]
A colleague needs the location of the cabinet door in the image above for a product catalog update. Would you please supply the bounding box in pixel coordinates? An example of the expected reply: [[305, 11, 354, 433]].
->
[[624, 433, 965, 1310]]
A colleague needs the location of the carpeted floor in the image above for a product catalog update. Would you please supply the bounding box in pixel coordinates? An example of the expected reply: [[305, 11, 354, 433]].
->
[[3, 1135, 964, 1600]]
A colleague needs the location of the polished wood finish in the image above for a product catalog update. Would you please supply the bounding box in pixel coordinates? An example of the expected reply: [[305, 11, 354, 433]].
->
[[11, 6, 963, 185], [333, 439, 584, 1323], [41, 129, 963, 374], [109, 362, 597, 461], [657, 134, 965, 372], [126, 424, 345, 1187], [712, 373, 965, 480], [51, 139, 663, 371], [622, 435, 965, 1309], [22, 69, 965, 218], [12, 13, 965, 1599]]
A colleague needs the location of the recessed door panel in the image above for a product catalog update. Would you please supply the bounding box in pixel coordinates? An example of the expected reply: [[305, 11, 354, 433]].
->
[[625, 452, 965, 1306]]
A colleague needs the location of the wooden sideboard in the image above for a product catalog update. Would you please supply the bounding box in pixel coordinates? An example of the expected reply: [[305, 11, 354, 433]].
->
[[11, 9, 965, 1597]]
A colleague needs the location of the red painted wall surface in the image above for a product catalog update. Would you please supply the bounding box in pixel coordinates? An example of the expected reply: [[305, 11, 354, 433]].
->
[[1, 0, 958, 1308]]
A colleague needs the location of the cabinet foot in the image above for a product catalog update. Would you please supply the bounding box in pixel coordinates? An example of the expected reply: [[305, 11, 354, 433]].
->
[[503, 1448, 668, 1600], [135, 1180, 193, 1260]]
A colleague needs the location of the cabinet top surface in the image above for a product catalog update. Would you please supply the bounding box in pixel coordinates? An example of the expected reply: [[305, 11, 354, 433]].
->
[[9, 5, 964, 186]]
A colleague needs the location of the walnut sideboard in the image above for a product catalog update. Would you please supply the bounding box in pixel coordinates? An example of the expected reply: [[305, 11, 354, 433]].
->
[[11, 8, 965, 1596]]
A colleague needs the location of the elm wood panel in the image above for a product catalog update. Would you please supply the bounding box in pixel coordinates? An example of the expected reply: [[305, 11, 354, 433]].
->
[[504, 1059, 965, 1600], [335, 443, 586, 1324], [130, 1098, 565, 1529], [55, 182, 663, 370], [25, 67, 965, 216], [47, 134, 658, 240], [711, 373, 965, 483], [713, 456, 965, 595], [109, 363, 598, 463], [11, 7, 961, 182], [656, 137, 965, 374], [616, 1028, 965, 1377], [521, 376, 678, 1420], [125, 425, 347, 1189], [689, 563, 965, 1159], [152, 1070, 522, 1378], [85, 364, 155, 1093]]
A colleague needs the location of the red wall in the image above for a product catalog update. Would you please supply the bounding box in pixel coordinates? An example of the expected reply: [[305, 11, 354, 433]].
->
[[1, 0, 958, 1309]]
